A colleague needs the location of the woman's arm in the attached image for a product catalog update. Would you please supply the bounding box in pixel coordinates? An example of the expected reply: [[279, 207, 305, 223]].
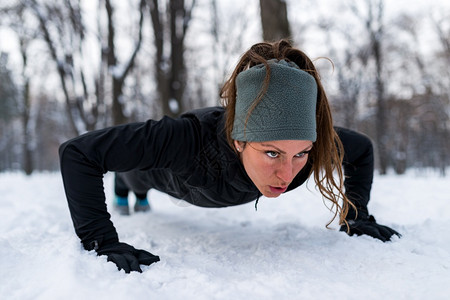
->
[[335, 127, 374, 219], [59, 116, 199, 271], [335, 127, 400, 241]]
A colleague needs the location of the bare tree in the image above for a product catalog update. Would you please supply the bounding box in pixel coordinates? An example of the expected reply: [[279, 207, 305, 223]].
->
[[20, 0, 91, 135], [149, 0, 196, 118], [431, 14, 450, 175], [368, 0, 388, 174], [19, 36, 33, 175], [319, 19, 365, 130], [0, 3, 35, 174], [349, 0, 389, 174], [14, 0, 149, 132], [105, 0, 146, 125], [390, 13, 449, 174], [259, 0, 291, 41], [0, 53, 20, 172]]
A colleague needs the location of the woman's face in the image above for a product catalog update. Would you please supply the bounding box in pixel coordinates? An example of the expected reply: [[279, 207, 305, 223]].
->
[[234, 139, 313, 198]]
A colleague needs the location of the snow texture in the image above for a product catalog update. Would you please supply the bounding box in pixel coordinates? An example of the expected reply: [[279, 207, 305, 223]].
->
[[1, 171, 449, 300]]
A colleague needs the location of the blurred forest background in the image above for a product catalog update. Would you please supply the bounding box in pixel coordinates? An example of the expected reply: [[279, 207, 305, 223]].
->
[[0, 0, 449, 175]]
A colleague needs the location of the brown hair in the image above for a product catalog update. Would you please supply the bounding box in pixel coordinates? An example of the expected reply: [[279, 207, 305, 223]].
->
[[220, 40, 355, 228]]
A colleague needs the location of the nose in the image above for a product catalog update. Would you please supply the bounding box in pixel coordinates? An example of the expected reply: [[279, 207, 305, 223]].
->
[[276, 160, 295, 184]]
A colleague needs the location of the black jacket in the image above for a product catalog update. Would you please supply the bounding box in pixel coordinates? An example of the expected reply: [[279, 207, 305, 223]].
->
[[59, 106, 372, 250]]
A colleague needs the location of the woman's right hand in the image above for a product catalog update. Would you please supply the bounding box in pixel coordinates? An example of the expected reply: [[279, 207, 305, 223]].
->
[[96, 242, 160, 273]]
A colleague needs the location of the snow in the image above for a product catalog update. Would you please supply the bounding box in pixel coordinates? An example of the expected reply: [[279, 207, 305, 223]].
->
[[169, 98, 180, 114], [1, 171, 449, 300]]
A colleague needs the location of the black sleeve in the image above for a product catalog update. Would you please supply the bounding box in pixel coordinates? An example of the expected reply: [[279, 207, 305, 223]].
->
[[335, 127, 374, 219], [59, 116, 199, 250]]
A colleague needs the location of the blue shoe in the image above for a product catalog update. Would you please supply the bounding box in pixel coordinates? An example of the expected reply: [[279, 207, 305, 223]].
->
[[134, 197, 150, 213], [114, 196, 130, 215]]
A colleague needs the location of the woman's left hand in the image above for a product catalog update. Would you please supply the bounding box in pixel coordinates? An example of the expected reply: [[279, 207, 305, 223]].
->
[[340, 214, 401, 242]]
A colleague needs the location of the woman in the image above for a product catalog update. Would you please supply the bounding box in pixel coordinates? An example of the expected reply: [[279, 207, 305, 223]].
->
[[59, 40, 400, 274]]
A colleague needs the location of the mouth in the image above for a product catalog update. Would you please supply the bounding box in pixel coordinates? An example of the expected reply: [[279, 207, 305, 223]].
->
[[269, 186, 288, 194]]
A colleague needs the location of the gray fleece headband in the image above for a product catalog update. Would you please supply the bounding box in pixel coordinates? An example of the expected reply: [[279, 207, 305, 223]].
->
[[231, 59, 318, 142]]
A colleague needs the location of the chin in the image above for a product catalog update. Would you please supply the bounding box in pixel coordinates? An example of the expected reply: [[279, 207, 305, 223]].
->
[[261, 191, 282, 198], [265, 194, 280, 198]]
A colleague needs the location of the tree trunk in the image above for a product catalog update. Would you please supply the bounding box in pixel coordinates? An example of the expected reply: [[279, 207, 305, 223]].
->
[[149, 0, 195, 118], [166, 0, 187, 117], [22, 79, 33, 175], [351, 0, 389, 174], [32, 3, 80, 136], [371, 1, 389, 174], [259, 0, 291, 41], [105, 0, 145, 125], [19, 37, 33, 175]]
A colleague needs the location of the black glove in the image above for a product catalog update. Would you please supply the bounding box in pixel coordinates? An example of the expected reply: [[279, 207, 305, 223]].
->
[[340, 214, 401, 242], [96, 242, 160, 273]]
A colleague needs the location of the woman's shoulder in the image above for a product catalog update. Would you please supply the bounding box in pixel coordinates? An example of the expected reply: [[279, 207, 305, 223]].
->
[[180, 106, 225, 125], [181, 106, 234, 160], [180, 106, 226, 142]]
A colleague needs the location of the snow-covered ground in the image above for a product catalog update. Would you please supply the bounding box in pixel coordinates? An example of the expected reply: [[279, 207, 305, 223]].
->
[[1, 170, 449, 300]]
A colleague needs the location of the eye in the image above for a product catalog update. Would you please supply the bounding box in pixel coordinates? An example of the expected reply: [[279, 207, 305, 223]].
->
[[265, 151, 279, 158], [295, 150, 311, 158]]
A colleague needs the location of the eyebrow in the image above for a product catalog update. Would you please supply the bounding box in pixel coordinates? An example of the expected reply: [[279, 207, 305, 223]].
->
[[260, 143, 313, 154]]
